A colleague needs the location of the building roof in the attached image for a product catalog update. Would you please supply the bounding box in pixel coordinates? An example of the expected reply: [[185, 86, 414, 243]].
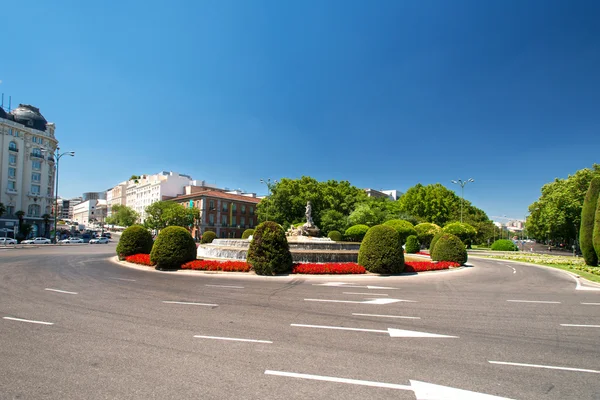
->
[[10, 104, 48, 131], [171, 190, 261, 204]]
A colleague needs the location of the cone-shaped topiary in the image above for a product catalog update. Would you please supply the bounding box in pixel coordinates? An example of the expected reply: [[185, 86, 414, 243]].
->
[[116, 225, 153, 260], [580, 177, 600, 266], [383, 219, 417, 245], [344, 224, 370, 242], [150, 226, 197, 270], [415, 222, 441, 248], [429, 231, 444, 251], [358, 225, 404, 274], [594, 194, 600, 263], [405, 235, 420, 253], [327, 230, 343, 241], [247, 221, 293, 275], [242, 229, 255, 239], [491, 239, 518, 251], [201, 231, 217, 244], [431, 233, 468, 265]]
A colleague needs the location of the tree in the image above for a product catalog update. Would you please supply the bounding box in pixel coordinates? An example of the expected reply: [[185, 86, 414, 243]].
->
[[106, 205, 139, 227], [580, 177, 600, 266], [15, 210, 25, 237], [0, 202, 5, 219], [398, 184, 462, 226], [41, 213, 51, 238], [129, 175, 141, 184], [319, 209, 348, 235], [443, 222, 477, 246], [144, 201, 199, 231]]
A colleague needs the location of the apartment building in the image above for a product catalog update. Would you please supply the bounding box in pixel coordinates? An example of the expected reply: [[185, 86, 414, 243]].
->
[[72, 199, 108, 227]]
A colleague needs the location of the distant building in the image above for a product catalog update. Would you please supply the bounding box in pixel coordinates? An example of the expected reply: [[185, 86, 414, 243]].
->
[[72, 199, 107, 226], [364, 188, 402, 200], [57, 196, 83, 220], [83, 191, 107, 201], [381, 189, 402, 201]]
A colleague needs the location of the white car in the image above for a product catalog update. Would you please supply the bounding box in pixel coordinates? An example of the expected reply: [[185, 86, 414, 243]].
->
[[89, 237, 110, 244], [59, 237, 84, 244], [22, 237, 52, 244], [0, 237, 17, 245]]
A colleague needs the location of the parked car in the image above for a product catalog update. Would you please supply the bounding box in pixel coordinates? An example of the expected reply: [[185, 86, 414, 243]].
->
[[22, 237, 52, 244], [59, 237, 84, 244], [89, 237, 110, 244], [101, 232, 112, 239], [0, 237, 18, 245]]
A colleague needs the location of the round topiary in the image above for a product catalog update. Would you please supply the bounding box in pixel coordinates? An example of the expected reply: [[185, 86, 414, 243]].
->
[[414, 222, 441, 248], [327, 230, 343, 241], [431, 233, 468, 265], [116, 225, 153, 260], [442, 222, 477, 244], [491, 239, 518, 251], [405, 235, 420, 253], [247, 221, 293, 275], [201, 231, 217, 244], [242, 229, 255, 239], [150, 226, 197, 270], [383, 220, 417, 245], [358, 225, 404, 274], [429, 231, 444, 252], [344, 224, 370, 242]]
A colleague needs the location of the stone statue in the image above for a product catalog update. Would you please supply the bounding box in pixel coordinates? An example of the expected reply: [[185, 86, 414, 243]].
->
[[304, 201, 314, 227]]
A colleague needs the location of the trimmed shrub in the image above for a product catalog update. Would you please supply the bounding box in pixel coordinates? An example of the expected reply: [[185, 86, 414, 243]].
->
[[327, 230, 343, 241], [247, 221, 293, 275], [414, 223, 441, 248], [116, 225, 153, 260], [358, 225, 404, 274], [429, 231, 444, 251], [431, 233, 468, 265], [150, 226, 197, 270], [201, 231, 217, 244], [442, 222, 477, 244], [405, 235, 420, 253], [491, 239, 518, 251], [242, 229, 255, 240], [383, 219, 417, 245], [344, 224, 370, 242], [594, 195, 600, 262], [581, 177, 600, 266]]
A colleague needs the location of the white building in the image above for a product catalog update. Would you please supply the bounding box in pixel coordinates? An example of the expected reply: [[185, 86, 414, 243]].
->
[[72, 199, 107, 227], [0, 103, 58, 238], [56, 196, 83, 220], [106, 182, 128, 217]]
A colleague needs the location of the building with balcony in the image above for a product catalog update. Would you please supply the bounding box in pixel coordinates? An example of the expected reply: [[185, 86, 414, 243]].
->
[[72, 199, 107, 227], [0, 103, 58, 238]]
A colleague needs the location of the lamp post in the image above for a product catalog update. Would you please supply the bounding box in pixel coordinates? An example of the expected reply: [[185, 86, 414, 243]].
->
[[44, 147, 75, 243], [451, 178, 474, 223], [259, 178, 278, 222]]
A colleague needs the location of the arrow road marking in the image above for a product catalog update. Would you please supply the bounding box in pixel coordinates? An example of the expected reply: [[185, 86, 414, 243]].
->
[[305, 298, 415, 305], [3, 316, 54, 325], [571, 275, 600, 291], [489, 361, 600, 374], [194, 335, 272, 344], [291, 324, 457, 338], [265, 370, 514, 399], [313, 282, 397, 289], [45, 288, 78, 295]]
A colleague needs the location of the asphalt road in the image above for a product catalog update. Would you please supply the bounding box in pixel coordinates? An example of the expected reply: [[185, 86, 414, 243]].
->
[[1, 243, 599, 399]]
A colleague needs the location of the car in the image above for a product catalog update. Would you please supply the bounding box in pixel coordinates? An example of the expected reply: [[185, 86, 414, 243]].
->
[[0, 237, 18, 245], [89, 237, 110, 244], [22, 237, 52, 244], [101, 232, 112, 239], [59, 237, 84, 244]]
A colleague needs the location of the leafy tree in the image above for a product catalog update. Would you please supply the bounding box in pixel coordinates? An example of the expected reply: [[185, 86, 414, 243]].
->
[[15, 210, 25, 237], [129, 175, 141, 184], [414, 223, 441, 248], [0, 202, 5, 218], [383, 219, 417, 244], [19, 223, 33, 240], [41, 213, 51, 238], [443, 222, 477, 245], [348, 203, 384, 227], [319, 209, 348, 235], [106, 205, 139, 227], [144, 201, 199, 231], [580, 177, 600, 266], [398, 184, 462, 226]]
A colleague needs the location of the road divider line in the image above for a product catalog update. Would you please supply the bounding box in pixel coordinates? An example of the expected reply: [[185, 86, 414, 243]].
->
[[489, 361, 600, 374], [352, 313, 421, 319], [581, 303, 600, 305], [506, 300, 561, 304], [265, 370, 411, 390], [194, 335, 271, 343], [163, 301, 218, 307], [205, 284, 244, 289], [110, 277, 136, 282], [305, 298, 412, 305], [560, 324, 600, 328], [45, 288, 78, 295], [343, 292, 388, 296], [3, 316, 54, 325]]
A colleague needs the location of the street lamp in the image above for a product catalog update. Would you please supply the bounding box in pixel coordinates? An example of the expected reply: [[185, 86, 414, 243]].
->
[[43, 147, 75, 243], [260, 178, 278, 222], [451, 178, 474, 223]]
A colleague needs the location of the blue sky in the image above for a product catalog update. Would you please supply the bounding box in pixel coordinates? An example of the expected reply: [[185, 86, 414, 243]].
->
[[2, 0, 599, 221]]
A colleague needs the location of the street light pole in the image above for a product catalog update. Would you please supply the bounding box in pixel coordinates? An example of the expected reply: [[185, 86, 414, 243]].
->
[[451, 178, 474, 223], [46, 147, 75, 243], [259, 178, 278, 222]]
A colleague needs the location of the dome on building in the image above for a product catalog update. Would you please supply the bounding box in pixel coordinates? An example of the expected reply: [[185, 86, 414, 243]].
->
[[10, 104, 48, 131]]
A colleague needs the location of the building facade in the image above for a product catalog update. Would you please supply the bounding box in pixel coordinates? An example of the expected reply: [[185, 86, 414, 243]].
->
[[0, 104, 58, 238], [72, 199, 107, 227]]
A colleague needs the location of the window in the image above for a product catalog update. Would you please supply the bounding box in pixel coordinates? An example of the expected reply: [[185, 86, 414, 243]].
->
[[9, 141, 17, 151], [241, 217, 245, 227], [250, 206, 254, 215], [6, 206, 14, 215], [209, 214, 214, 225], [31, 185, 41, 194], [221, 215, 227, 226], [222, 202, 228, 212], [32, 148, 43, 158], [8, 168, 16, 179], [8, 181, 16, 190], [32, 161, 41, 170], [232, 216, 237, 226], [28, 204, 41, 217], [232, 204, 237, 213], [241, 205, 246, 214], [8, 128, 13, 136], [209, 200, 215, 210], [250, 218, 254, 228], [47, 187, 52, 196], [9, 154, 17, 165], [32, 172, 41, 182]]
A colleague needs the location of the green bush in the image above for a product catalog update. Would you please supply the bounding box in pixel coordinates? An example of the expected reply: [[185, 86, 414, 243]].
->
[[247, 221, 293, 275], [581, 177, 600, 266], [242, 229, 255, 239], [414, 223, 441, 248], [150, 226, 197, 270], [594, 194, 600, 262], [116, 225, 153, 260], [201, 231, 217, 244], [383, 220, 417, 245], [405, 235, 420, 253], [344, 224, 370, 242], [431, 233, 468, 265], [429, 231, 444, 251], [491, 239, 518, 251], [442, 222, 477, 244], [327, 230, 343, 241], [358, 225, 404, 274]]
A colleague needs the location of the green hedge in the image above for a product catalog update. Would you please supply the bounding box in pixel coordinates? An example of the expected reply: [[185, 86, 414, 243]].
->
[[247, 221, 293, 275], [358, 225, 404, 274], [429, 231, 445, 251], [491, 239, 518, 251], [242, 229, 255, 239], [581, 177, 600, 266], [404, 235, 420, 253], [150, 226, 197, 270], [431, 233, 467, 265], [344, 224, 370, 242], [383, 220, 417, 245], [201, 231, 217, 244], [414, 222, 441, 248], [327, 230, 343, 241], [116, 225, 153, 260]]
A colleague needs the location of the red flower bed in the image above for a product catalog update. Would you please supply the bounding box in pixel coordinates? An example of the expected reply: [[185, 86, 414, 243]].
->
[[292, 263, 366, 274], [125, 253, 155, 266], [404, 261, 459, 272], [181, 259, 251, 272]]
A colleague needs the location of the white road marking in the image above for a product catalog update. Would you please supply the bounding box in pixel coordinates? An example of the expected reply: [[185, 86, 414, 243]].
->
[[110, 277, 136, 282], [489, 361, 600, 374], [291, 324, 457, 338], [305, 298, 414, 305], [504, 264, 516, 274], [313, 282, 397, 289], [194, 335, 271, 343], [265, 370, 514, 399], [205, 284, 244, 289], [45, 288, 78, 295], [581, 303, 600, 305], [560, 324, 600, 328], [343, 292, 388, 296], [163, 301, 218, 307], [506, 300, 561, 304], [570, 275, 600, 291], [3, 317, 54, 325], [352, 313, 421, 320]]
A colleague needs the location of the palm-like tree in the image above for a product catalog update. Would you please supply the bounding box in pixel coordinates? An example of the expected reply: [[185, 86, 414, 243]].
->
[[41, 213, 52, 238], [15, 210, 25, 242], [0, 202, 6, 219]]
